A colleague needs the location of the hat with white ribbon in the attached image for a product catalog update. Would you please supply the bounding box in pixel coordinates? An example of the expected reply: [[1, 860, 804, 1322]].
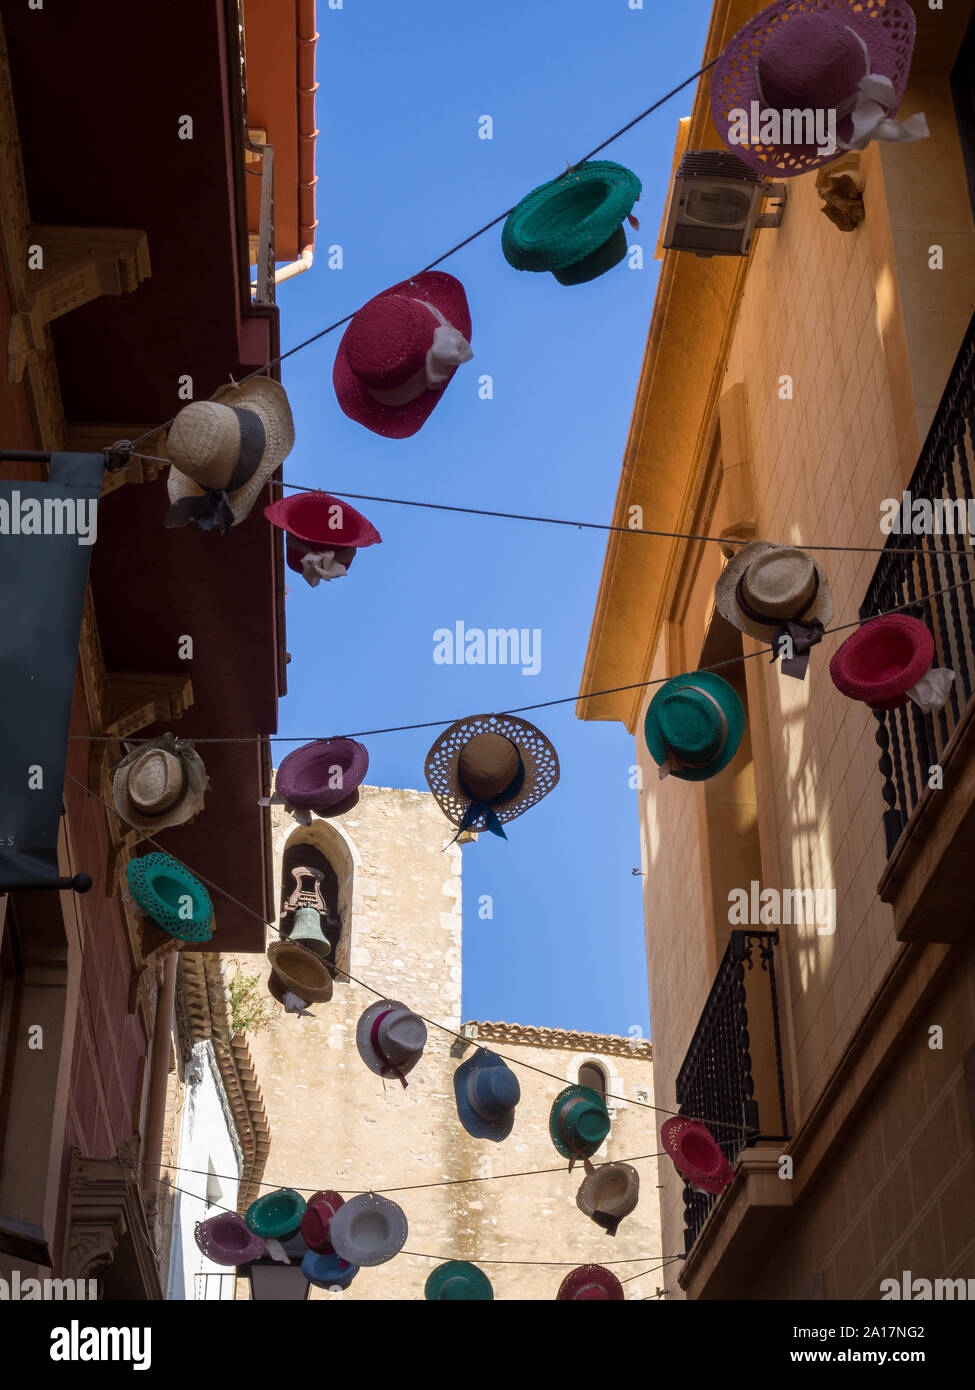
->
[[711, 0, 924, 178], [333, 272, 472, 439]]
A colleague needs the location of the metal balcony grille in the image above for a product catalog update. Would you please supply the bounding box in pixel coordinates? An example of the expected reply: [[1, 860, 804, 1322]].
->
[[675, 930, 789, 1252], [860, 313, 975, 856]]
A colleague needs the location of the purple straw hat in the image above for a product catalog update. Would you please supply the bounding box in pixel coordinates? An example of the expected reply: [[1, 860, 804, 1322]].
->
[[711, 0, 921, 177], [194, 1212, 265, 1267], [275, 738, 369, 819]]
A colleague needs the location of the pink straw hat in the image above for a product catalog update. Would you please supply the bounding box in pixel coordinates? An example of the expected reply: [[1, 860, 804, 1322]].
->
[[661, 1116, 734, 1196], [829, 614, 934, 711], [556, 1265, 625, 1301], [333, 272, 472, 438], [711, 0, 920, 177]]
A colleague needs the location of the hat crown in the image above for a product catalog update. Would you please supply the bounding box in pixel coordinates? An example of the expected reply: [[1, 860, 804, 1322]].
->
[[758, 15, 866, 112], [740, 546, 817, 618], [378, 1009, 427, 1063], [589, 1165, 632, 1209], [560, 1094, 610, 1148], [657, 688, 724, 761], [458, 732, 520, 802], [344, 295, 435, 388], [470, 1065, 521, 1116], [126, 748, 184, 814], [167, 400, 252, 491]]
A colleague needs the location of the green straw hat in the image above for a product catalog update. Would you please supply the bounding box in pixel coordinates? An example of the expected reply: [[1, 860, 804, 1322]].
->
[[644, 671, 744, 783], [502, 160, 641, 285], [424, 1260, 495, 1301], [245, 1187, 307, 1241], [126, 852, 214, 943], [549, 1084, 611, 1169]]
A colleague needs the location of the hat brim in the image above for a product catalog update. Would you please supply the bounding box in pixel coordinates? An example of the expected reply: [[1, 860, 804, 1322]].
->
[[714, 541, 833, 643], [112, 744, 208, 832], [829, 615, 934, 706], [453, 1050, 517, 1142], [644, 671, 746, 783], [502, 161, 641, 274], [328, 1195, 408, 1267], [195, 1218, 265, 1267], [166, 376, 295, 526], [355, 998, 424, 1078], [710, 0, 917, 178], [264, 493, 382, 551], [549, 1085, 610, 1161], [276, 740, 369, 812], [425, 714, 560, 833], [661, 1117, 735, 1195], [333, 272, 472, 439], [267, 941, 334, 1002], [576, 1164, 640, 1223], [126, 854, 214, 943], [556, 1266, 625, 1301]]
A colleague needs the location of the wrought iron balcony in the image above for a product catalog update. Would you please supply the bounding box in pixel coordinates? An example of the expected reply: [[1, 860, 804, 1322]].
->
[[674, 930, 789, 1253], [861, 313, 975, 858]]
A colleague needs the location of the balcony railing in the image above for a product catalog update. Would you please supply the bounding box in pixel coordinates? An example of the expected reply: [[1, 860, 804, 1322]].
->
[[861, 313, 975, 857], [675, 930, 789, 1252]]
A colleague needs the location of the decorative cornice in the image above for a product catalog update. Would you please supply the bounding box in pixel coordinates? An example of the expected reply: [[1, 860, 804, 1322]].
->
[[178, 954, 271, 1209], [461, 1020, 652, 1061]]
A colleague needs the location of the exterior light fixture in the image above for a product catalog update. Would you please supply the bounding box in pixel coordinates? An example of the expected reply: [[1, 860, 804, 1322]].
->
[[245, 1231, 310, 1301], [662, 151, 785, 258]]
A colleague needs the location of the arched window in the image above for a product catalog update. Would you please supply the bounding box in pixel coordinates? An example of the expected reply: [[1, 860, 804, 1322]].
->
[[579, 1062, 607, 1099], [277, 821, 357, 983]]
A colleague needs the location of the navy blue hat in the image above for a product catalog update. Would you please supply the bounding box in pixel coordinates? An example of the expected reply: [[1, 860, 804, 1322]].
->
[[301, 1250, 360, 1291], [453, 1048, 521, 1142]]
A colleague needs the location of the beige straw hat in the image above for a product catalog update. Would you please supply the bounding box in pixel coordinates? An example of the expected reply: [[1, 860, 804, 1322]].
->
[[267, 939, 334, 1004], [165, 377, 294, 531], [576, 1162, 640, 1236], [715, 541, 832, 642], [112, 734, 208, 831]]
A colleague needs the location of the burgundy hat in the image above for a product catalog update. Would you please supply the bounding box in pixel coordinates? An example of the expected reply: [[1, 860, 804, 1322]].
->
[[556, 1265, 625, 1301], [264, 491, 382, 581], [829, 614, 934, 711], [712, 0, 921, 177], [194, 1212, 265, 1267], [275, 739, 369, 819], [661, 1116, 734, 1197], [300, 1190, 345, 1254], [333, 272, 472, 438]]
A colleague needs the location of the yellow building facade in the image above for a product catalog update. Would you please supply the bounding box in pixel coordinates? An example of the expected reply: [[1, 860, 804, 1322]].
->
[[580, 0, 975, 1299]]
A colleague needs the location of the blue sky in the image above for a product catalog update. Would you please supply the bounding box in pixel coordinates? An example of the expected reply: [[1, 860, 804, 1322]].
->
[[275, 0, 711, 1037]]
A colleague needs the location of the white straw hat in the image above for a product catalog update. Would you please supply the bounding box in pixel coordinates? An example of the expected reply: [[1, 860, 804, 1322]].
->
[[328, 1192, 408, 1267], [576, 1162, 640, 1236], [165, 377, 294, 532]]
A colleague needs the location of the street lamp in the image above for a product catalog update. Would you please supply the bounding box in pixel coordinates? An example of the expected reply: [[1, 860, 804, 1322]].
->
[[245, 1231, 310, 1301]]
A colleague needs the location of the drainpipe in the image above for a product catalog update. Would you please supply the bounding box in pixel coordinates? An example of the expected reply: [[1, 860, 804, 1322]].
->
[[142, 951, 178, 1201], [274, 245, 314, 286]]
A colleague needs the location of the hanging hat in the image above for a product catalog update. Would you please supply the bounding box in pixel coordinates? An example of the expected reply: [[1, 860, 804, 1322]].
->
[[112, 734, 208, 832], [715, 541, 833, 678], [267, 738, 369, 824], [194, 1212, 265, 1267], [287, 906, 333, 963], [661, 1117, 734, 1196], [425, 714, 559, 842], [829, 614, 954, 713], [425, 1261, 494, 1301], [549, 1085, 611, 1173], [502, 161, 642, 285], [328, 1192, 408, 1267], [267, 969, 318, 1018], [301, 1250, 360, 1290], [245, 1188, 307, 1240], [264, 491, 383, 588], [165, 377, 295, 533], [453, 1048, 521, 1142], [356, 999, 427, 1088], [556, 1265, 625, 1301], [711, 0, 926, 179], [267, 938, 334, 1007], [300, 1190, 345, 1254], [126, 853, 214, 943], [576, 1162, 640, 1238], [334, 271, 472, 439], [644, 671, 744, 783]]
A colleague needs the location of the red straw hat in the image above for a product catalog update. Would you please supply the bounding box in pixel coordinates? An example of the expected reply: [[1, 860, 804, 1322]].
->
[[661, 1116, 734, 1196], [300, 1190, 345, 1254], [829, 615, 934, 711], [556, 1265, 625, 1301], [264, 492, 382, 579], [333, 272, 472, 439]]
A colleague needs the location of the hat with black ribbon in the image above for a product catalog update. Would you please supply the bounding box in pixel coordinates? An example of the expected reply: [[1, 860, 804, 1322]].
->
[[112, 733, 208, 831], [425, 714, 559, 844], [576, 1161, 640, 1237], [164, 377, 294, 534], [716, 541, 833, 679]]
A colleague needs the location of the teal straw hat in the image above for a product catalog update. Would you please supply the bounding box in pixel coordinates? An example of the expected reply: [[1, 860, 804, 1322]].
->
[[245, 1188, 307, 1240], [644, 671, 744, 783], [502, 160, 641, 285], [424, 1261, 494, 1301], [126, 852, 214, 942], [549, 1085, 611, 1171]]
